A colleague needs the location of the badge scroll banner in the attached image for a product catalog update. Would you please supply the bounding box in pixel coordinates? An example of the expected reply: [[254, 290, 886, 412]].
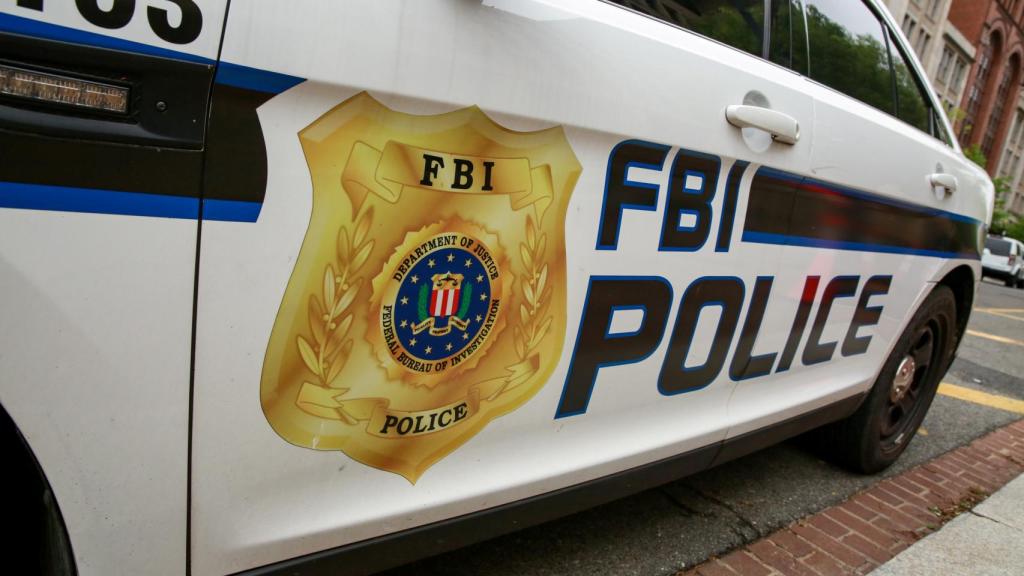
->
[[295, 354, 538, 439], [343, 140, 554, 216]]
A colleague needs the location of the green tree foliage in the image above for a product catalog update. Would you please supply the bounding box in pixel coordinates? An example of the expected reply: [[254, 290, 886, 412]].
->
[[805, 5, 893, 116], [613, 0, 766, 57], [802, 4, 930, 134], [685, 1, 765, 56], [891, 51, 930, 133], [1004, 218, 1024, 241], [768, 0, 808, 73], [965, 146, 1021, 239], [963, 144, 987, 168], [989, 176, 1017, 237]]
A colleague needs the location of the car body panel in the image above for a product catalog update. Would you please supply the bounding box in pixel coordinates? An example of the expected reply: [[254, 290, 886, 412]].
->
[[189, 1, 986, 574], [0, 2, 229, 573], [0, 1, 992, 575]]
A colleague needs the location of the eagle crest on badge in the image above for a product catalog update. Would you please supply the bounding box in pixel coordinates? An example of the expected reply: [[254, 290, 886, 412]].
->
[[260, 92, 581, 482]]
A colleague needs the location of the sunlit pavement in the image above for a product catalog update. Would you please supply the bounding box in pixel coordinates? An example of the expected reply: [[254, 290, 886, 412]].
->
[[383, 280, 1024, 576]]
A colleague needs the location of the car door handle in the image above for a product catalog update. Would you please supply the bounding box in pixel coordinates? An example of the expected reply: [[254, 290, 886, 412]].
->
[[929, 172, 958, 194], [725, 105, 800, 145]]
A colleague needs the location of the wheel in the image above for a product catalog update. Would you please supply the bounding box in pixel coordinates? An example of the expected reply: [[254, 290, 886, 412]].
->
[[2, 406, 75, 576], [1016, 272, 1024, 289], [40, 487, 75, 575], [1006, 275, 1015, 287], [819, 284, 956, 474]]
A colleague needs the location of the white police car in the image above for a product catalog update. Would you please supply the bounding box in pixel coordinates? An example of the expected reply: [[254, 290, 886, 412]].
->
[[0, 1, 994, 575]]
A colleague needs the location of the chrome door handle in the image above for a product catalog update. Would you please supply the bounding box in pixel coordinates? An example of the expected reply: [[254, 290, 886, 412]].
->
[[725, 104, 800, 145], [929, 173, 958, 194]]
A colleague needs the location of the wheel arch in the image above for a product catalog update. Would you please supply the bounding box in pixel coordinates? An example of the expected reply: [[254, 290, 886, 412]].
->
[[0, 402, 76, 575], [935, 264, 975, 367]]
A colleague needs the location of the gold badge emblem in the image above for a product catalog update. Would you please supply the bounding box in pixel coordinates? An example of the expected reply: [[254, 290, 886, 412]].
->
[[260, 92, 581, 482]]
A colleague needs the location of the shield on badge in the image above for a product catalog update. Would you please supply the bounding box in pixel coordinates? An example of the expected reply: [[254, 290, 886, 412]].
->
[[260, 92, 581, 482]]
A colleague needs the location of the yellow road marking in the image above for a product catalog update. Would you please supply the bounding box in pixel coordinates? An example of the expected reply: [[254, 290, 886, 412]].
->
[[965, 329, 1024, 347], [975, 308, 1024, 322], [938, 383, 1024, 415], [918, 426, 928, 436]]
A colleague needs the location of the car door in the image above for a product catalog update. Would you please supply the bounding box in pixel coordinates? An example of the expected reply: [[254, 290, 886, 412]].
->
[[190, 1, 819, 573], [723, 0, 989, 442], [0, 2, 226, 575]]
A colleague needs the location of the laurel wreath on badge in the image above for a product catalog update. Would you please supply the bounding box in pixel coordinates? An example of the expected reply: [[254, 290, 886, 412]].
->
[[294, 206, 374, 425], [295, 206, 551, 425], [513, 215, 552, 362]]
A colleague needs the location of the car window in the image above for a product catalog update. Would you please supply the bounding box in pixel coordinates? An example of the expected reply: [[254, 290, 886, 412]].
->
[[986, 237, 1012, 256], [932, 108, 954, 146], [804, 0, 894, 116], [610, 0, 765, 58], [888, 30, 932, 135], [769, 0, 809, 74]]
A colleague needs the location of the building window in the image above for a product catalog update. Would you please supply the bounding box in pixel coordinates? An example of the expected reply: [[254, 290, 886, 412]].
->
[[915, 30, 931, 56], [902, 14, 917, 39], [1015, 112, 1024, 148], [998, 143, 1017, 176], [1010, 109, 1024, 149], [927, 0, 941, 19], [950, 52, 969, 89], [1000, 108, 1024, 200], [937, 45, 954, 84], [962, 37, 995, 140], [982, 57, 1019, 157]]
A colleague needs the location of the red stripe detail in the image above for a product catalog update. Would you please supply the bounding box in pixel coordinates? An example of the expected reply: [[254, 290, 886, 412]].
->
[[448, 288, 460, 316]]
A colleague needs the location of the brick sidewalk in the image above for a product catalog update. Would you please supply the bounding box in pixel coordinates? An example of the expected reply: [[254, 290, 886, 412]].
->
[[679, 420, 1024, 576]]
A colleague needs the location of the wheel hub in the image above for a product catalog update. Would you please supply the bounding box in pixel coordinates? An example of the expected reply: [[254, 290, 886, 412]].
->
[[891, 355, 916, 403]]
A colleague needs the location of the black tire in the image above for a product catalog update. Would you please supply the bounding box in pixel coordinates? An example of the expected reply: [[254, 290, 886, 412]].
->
[[2, 405, 75, 576], [820, 284, 956, 474], [41, 488, 75, 575], [1005, 275, 1015, 287], [1016, 273, 1024, 289]]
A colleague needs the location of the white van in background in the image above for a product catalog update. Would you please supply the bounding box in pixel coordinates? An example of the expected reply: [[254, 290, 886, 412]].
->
[[983, 235, 1024, 288]]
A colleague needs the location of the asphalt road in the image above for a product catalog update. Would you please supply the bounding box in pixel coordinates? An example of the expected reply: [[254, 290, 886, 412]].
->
[[383, 280, 1024, 576]]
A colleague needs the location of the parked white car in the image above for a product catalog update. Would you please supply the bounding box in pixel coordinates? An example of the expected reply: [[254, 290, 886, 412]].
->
[[983, 235, 1024, 288], [0, 1, 994, 575]]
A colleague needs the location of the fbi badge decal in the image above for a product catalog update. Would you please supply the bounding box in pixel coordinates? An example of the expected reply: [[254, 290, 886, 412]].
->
[[260, 92, 581, 482]]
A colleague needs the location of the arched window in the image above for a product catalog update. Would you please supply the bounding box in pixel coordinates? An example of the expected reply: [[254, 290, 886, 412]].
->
[[982, 53, 1021, 157], [961, 31, 1002, 142]]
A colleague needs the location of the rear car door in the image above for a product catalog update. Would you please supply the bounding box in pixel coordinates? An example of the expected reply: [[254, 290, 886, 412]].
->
[[724, 0, 989, 441], [0, 2, 226, 575], [191, 1, 822, 573]]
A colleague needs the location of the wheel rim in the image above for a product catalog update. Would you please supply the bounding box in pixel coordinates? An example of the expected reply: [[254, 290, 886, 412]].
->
[[879, 321, 938, 451]]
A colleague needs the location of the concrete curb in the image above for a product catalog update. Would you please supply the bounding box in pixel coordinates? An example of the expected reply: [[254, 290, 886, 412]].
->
[[871, 474, 1024, 575], [678, 419, 1024, 576]]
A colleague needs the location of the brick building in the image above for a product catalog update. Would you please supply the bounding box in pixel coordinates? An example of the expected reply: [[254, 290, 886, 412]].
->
[[886, 0, 1024, 215], [995, 105, 1024, 213], [947, 0, 1024, 169]]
